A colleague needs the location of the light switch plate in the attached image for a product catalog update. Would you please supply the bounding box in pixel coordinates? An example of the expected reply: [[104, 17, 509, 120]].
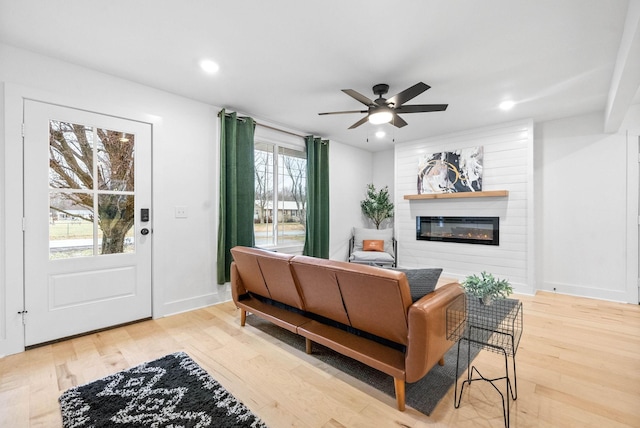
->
[[175, 206, 188, 218]]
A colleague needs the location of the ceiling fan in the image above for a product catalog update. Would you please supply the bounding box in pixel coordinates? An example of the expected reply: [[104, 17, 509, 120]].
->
[[319, 82, 448, 129]]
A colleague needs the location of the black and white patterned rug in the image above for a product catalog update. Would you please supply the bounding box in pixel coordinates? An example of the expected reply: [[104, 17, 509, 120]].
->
[[59, 351, 268, 428]]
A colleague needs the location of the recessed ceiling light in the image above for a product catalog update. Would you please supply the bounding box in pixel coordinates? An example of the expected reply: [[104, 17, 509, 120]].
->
[[375, 131, 386, 138], [499, 100, 515, 111], [199, 59, 220, 74]]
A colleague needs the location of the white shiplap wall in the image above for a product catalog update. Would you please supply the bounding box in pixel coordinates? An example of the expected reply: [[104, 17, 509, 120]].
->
[[394, 120, 535, 294]]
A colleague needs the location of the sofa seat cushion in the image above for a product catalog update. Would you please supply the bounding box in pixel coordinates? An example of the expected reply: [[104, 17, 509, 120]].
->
[[394, 268, 443, 302], [349, 250, 395, 263]]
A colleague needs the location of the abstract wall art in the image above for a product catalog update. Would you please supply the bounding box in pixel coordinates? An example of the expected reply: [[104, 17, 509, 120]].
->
[[417, 146, 483, 194]]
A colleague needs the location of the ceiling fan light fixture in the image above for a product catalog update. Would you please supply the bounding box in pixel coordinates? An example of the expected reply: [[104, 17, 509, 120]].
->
[[369, 108, 393, 125]]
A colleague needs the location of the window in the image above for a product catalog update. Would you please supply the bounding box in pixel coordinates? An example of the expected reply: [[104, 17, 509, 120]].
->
[[49, 120, 136, 259], [254, 141, 306, 250]]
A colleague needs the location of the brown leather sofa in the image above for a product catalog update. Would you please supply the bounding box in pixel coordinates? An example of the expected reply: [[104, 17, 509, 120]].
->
[[230, 246, 465, 411]]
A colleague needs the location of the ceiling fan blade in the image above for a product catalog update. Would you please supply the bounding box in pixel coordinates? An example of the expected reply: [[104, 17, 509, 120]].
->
[[388, 82, 430, 107], [342, 89, 374, 106], [391, 114, 408, 128], [318, 109, 368, 116], [395, 104, 448, 113], [348, 116, 370, 129]]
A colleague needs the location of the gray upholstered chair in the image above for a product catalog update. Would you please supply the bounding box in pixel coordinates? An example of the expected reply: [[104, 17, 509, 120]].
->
[[348, 227, 397, 267]]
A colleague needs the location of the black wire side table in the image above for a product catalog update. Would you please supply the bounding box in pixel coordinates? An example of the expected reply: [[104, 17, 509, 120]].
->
[[447, 294, 523, 428]]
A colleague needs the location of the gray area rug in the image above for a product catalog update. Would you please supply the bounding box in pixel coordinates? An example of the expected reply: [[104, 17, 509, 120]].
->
[[59, 351, 268, 428], [247, 315, 479, 416]]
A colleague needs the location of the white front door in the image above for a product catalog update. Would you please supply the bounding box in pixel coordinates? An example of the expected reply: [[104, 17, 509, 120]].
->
[[23, 100, 152, 346]]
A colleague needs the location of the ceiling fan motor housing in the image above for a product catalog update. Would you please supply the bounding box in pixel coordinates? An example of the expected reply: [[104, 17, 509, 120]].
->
[[372, 83, 389, 100]]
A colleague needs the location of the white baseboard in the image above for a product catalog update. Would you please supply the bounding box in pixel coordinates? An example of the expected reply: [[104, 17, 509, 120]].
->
[[541, 281, 630, 303], [160, 286, 231, 317]]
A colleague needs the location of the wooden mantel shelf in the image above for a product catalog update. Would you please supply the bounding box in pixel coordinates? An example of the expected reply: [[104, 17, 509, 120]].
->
[[403, 190, 509, 200]]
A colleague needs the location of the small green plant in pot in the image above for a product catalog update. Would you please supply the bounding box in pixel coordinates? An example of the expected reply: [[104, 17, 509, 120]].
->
[[462, 271, 513, 305]]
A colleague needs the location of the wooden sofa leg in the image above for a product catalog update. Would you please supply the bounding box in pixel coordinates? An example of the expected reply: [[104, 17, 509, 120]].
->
[[240, 309, 246, 326], [305, 338, 312, 354], [394, 378, 406, 411], [439, 357, 445, 366]]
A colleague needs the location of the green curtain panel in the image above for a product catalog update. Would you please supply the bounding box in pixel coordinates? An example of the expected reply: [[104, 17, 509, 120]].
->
[[303, 136, 329, 258], [217, 110, 256, 284]]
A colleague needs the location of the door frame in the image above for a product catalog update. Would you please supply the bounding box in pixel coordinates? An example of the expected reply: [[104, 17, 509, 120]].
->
[[1, 83, 158, 356], [627, 132, 640, 304]]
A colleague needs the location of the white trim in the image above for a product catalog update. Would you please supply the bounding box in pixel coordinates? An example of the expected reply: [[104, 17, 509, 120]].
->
[[1, 83, 26, 356], [544, 280, 630, 303], [626, 132, 640, 303], [525, 119, 536, 293]]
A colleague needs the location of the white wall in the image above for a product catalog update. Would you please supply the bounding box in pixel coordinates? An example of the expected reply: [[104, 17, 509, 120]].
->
[[329, 141, 372, 261], [0, 44, 222, 355], [394, 120, 535, 294], [372, 149, 395, 200], [535, 111, 637, 302]]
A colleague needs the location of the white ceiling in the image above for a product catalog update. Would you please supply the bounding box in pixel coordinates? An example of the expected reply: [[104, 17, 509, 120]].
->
[[1, 0, 637, 151]]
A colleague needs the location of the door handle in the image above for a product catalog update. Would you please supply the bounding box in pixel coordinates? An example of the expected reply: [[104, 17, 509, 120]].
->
[[141, 228, 150, 235]]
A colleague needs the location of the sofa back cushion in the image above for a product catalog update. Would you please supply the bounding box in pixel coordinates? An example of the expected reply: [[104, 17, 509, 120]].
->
[[291, 256, 412, 345], [334, 265, 412, 345], [289, 256, 351, 325], [230, 247, 304, 310]]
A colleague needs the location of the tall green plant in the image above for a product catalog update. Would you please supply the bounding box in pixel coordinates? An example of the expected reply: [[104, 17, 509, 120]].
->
[[360, 183, 394, 229]]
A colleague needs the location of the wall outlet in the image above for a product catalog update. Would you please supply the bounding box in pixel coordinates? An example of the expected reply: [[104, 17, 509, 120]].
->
[[175, 206, 188, 218]]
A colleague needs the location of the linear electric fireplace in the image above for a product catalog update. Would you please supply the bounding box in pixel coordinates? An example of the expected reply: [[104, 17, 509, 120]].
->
[[416, 216, 499, 246]]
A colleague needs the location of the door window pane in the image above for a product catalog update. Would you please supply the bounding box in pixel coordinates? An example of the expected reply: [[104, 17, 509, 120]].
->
[[49, 120, 93, 190], [97, 129, 135, 191], [49, 192, 94, 259], [98, 194, 135, 254]]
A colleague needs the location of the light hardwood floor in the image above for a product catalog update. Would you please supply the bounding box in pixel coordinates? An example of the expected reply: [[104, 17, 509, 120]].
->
[[1, 291, 639, 427]]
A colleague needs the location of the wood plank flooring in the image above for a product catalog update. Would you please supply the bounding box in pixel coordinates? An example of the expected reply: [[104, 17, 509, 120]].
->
[[1, 291, 639, 427]]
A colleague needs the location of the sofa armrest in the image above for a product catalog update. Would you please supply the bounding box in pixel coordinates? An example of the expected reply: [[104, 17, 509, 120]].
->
[[404, 281, 464, 382]]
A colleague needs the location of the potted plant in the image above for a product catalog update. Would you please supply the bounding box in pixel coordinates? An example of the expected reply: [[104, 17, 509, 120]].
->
[[360, 183, 394, 229], [462, 271, 513, 305]]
